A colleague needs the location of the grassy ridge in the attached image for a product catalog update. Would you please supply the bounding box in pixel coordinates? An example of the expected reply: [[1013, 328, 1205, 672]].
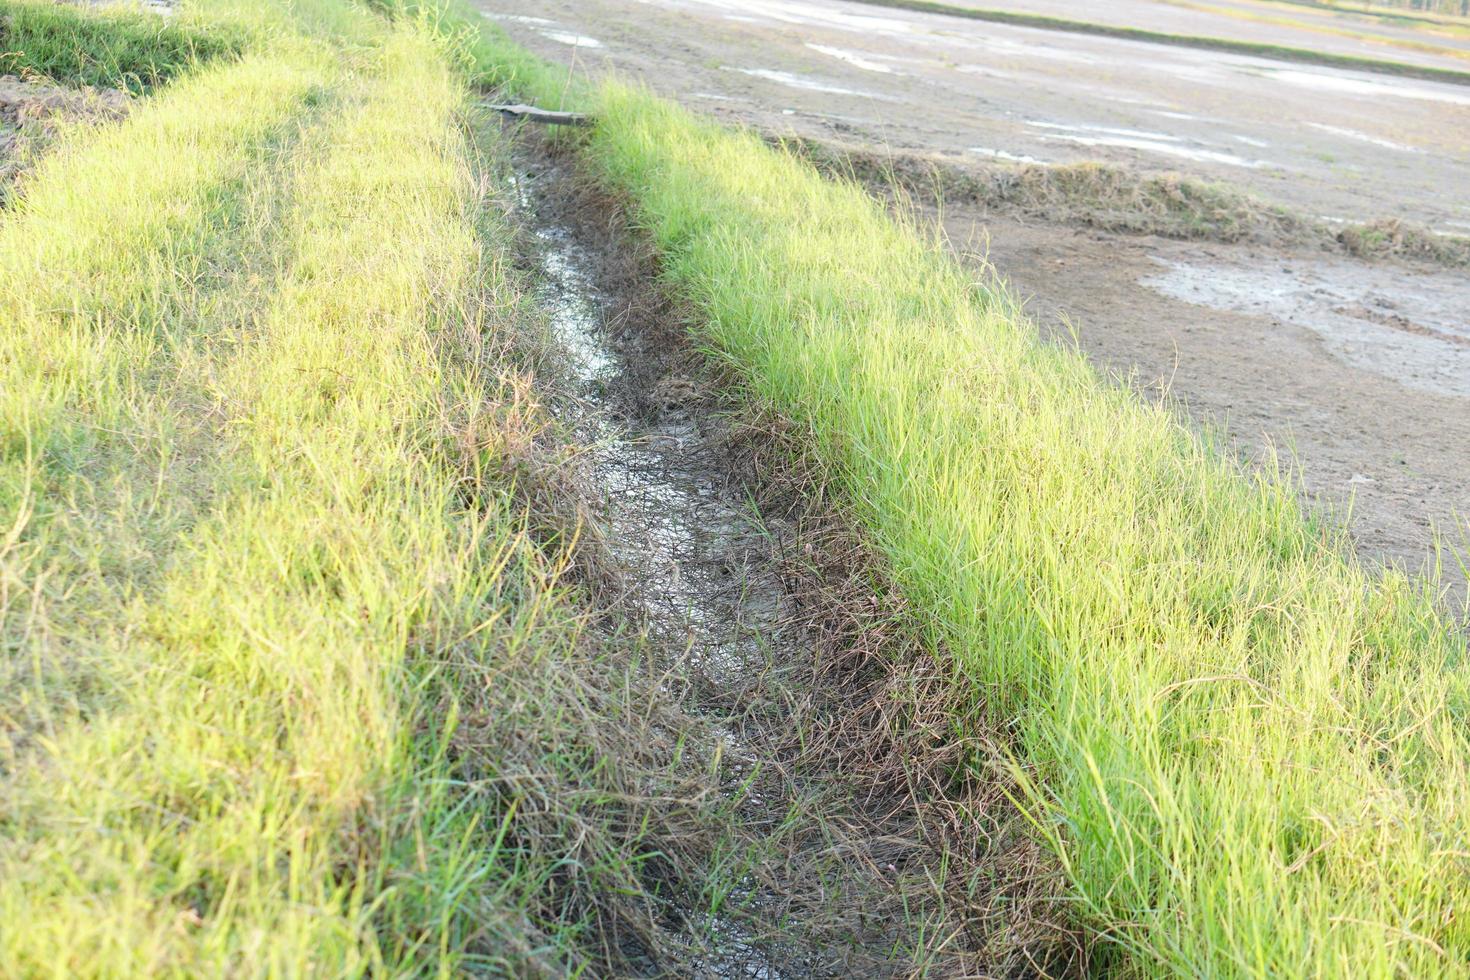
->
[[467, 22, 1470, 978], [1277, 0, 1470, 24], [846, 0, 1470, 86], [0, 0, 244, 91], [1157, 0, 1470, 61], [0, 2, 689, 972], [786, 138, 1470, 265]]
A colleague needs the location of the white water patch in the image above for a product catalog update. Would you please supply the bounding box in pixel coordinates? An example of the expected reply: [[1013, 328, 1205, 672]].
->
[[805, 43, 895, 73], [1142, 256, 1470, 398], [678, 0, 917, 36], [1308, 123, 1423, 153], [964, 34, 1099, 65], [1231, 134, 1271, 148], [1026, 120, 1270, 168], [1027, 120, 1182, 142], [1041, 133, 1270, 168], [1150, 109, 1205, 121], [1266, 67, 1470, 106], [955, 65, 1022, 80], [540, 30, 603, 47], [730, 67, 892, 100], [485, 13, 555, 24], [969, 146, 1049, 164]]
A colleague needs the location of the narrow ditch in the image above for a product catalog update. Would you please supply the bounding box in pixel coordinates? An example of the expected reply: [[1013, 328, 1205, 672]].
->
[[507, 137, 1082, 978]]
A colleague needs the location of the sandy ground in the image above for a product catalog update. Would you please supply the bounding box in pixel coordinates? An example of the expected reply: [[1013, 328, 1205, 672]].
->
[[479, 0, 1470, 600]]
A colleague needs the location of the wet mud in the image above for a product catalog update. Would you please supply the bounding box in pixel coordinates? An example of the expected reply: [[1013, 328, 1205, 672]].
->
[[508, 141, 1079, 976]]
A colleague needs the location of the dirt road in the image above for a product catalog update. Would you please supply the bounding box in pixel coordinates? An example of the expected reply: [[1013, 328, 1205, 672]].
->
[[480, 0, 1470, 600]]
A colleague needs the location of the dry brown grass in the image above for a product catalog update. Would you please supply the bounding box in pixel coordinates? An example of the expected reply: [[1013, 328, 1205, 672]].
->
[[783, 135, 1470, 267]]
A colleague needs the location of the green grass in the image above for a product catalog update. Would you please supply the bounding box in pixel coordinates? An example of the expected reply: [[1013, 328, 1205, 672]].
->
[[468, 21, 1470, 979], [0, 1, 708, 973], [845, 0, 1470, 86], [7, 0, 1468, 972], [0, 0, 245, 92]]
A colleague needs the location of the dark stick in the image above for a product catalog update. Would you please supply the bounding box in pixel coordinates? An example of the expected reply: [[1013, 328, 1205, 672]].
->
[[484, 103, 592, 127]]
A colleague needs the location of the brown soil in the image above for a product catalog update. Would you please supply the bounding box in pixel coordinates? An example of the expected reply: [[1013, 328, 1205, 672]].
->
[[940, 209, 1470, 600]]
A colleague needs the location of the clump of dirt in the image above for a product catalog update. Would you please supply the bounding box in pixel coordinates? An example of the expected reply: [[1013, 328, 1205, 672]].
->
[[1337, 216, 1470, 266], [0, 74, 129, 125], [0, 73, 129, 192], [783, 135, 1470, 267]]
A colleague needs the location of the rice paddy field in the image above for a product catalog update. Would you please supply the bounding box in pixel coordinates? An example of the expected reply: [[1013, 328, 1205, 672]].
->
[[2, 0, 1467, 976]]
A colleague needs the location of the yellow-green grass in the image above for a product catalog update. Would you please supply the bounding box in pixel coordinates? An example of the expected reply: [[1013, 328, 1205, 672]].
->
[[0, 2, 676, 973], [467, 21, 1470, 979]]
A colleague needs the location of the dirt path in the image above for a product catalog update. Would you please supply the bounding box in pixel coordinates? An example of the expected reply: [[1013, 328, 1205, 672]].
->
[[510, 143, 1080, 976]]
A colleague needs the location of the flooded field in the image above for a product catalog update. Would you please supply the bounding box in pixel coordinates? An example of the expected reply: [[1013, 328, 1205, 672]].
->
[[479, 0, 1470, 597], [479, 0, 1470, 230]]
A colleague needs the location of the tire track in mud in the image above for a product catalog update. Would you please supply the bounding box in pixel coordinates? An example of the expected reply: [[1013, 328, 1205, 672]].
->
[[507, 140, 1081, 978]]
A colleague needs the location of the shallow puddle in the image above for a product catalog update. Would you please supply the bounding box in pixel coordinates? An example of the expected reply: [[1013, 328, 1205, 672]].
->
[[729, 67, 893, 101], [1025, 119, 1272, 168], [1141, 254, 1470, 398], [804, 43, 897, 74]]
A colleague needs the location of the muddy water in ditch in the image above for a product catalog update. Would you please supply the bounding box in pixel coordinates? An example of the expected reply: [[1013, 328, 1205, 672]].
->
[[508, 147, 1078, 978], [514, 160, 817, 978]]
